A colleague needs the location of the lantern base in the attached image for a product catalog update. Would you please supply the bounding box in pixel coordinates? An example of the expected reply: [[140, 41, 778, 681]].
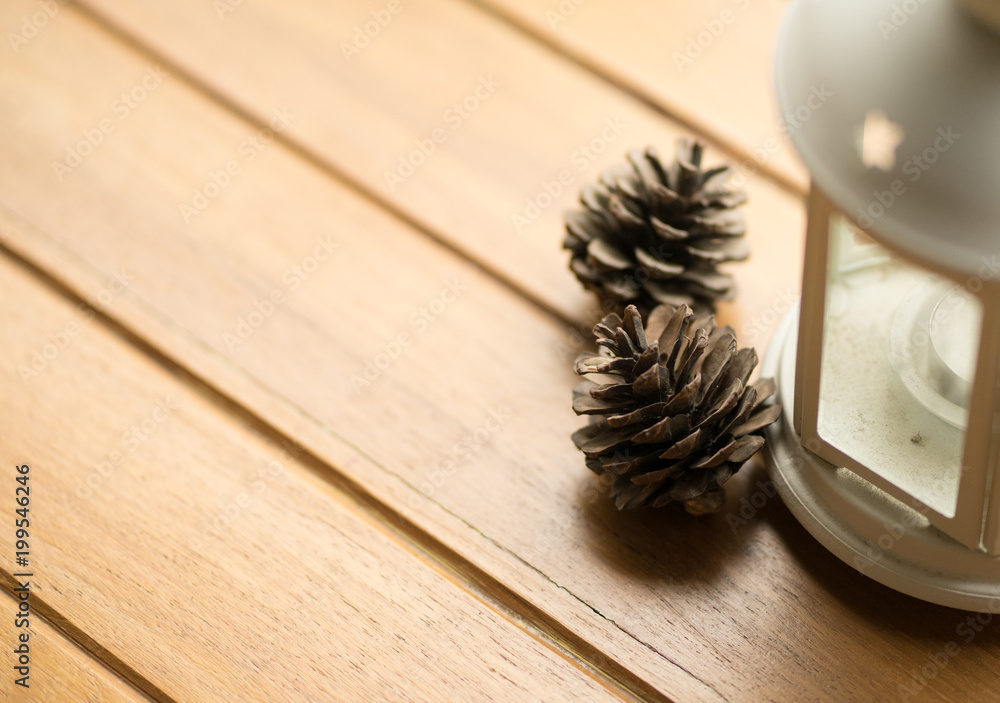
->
[[763, 305, 1000, 611]]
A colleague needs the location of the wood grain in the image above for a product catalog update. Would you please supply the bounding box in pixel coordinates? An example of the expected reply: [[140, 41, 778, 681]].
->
[[474, 0, 807, 193], [3, 3, 998, 703], [0, 8, 716, 697], [0, 255, 630, 702], [74, 0, 805, 330], [0, 591, 148, 702]]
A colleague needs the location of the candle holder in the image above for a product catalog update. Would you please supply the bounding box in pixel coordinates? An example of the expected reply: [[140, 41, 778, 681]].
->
[[764, 0, 1000, 609]]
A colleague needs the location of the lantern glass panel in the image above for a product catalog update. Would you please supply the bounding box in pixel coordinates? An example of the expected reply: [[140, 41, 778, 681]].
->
[[814, 214, 982, 518]]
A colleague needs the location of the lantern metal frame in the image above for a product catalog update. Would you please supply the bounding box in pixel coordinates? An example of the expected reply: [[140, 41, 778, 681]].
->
[[796, 188, 1000, 552], [764, 186, 1000, 610], [765, 0, 1000, 609]]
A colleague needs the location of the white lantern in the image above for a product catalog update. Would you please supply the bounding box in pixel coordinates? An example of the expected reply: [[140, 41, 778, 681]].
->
[[765, 0, 1000, 609]]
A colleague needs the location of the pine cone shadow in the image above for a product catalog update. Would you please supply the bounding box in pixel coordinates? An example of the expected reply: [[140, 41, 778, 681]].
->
[[763, 495, 1000, 643], [578, 459, 774, 585]]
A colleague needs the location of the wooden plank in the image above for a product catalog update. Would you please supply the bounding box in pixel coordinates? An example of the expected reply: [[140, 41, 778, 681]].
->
[[474, 0, 808, 193], [72, 0, 805, 328], [0, 5, 715, 698], [9, 5, 1000, 703], [0, 5, 763, 702], [0, 256, 631, 702], [0, 591, 148, 702]]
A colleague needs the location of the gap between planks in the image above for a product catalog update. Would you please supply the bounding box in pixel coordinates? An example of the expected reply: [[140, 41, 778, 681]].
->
[[8, 2, 981, 701], [463, 0, 803, 198], [0, 236, 672, 703], [67, 0, 584, 335], [11, 3, 758, 699], [8, 2, 747, 697], [0, 571, 168, 702], [68, 0, 799, 334]]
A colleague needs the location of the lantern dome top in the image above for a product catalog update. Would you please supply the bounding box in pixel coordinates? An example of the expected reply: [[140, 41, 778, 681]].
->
[[775, 0, 1000, 279]]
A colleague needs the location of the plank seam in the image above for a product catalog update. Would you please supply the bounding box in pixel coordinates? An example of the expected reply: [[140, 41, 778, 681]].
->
[[462, 0, 803, 199], [0, 570, 171, 703], [8, 5, 737, 698], [66, 0, 584, 334], [0, 228, 677, 703], [452, 514, 732, 703]]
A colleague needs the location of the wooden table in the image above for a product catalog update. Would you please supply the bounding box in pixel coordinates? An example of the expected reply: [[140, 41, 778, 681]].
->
[[1, 1, 996, 700]]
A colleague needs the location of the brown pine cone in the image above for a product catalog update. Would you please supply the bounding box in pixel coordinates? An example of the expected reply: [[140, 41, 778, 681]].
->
[[571, 304, 780, 511], [563, 140, 749, 317]]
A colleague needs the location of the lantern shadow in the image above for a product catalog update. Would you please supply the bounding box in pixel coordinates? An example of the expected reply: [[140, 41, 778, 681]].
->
[[578, 460, 773, 585], [764, 495, 1000, 646]]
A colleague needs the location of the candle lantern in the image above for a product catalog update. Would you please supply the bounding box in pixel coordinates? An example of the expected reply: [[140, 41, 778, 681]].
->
[[765, 0, 1000, 608]]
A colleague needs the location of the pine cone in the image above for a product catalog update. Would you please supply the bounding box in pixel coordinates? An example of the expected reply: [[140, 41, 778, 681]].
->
[[571, 304, 781, 511], [563, 140, 749, 317]]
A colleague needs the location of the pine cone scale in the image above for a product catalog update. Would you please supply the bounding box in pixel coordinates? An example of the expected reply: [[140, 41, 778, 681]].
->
[[606, 402, 668, 428], [720, 387, 758, 433], [628, 149, 662, 187], [587, 239, 632, 270], [662, 377, 699, 414], [613, 328, 638, 357], [650, 218, 689, 241], [564, 140, 749, 316], [692, 438, 739, 469], [730, 405, 783, 437], [700, 165, 731, 186], [572, 394, 631, 416], [729, 435, 766, 463], [659, 429, 701, 460], [635, 248, 685, 278], [632, 413, 691, 445], [623, 313, 646, 352], [670, 471, 709, 502], [570, 304, 782, 510], [697, 341, 736, 398], [590, 382, 634, 400], [630, 364, 661, 398], [574, 423, 637, 457], [685, 238, 750, 264], [697, 379, 743, 429]]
